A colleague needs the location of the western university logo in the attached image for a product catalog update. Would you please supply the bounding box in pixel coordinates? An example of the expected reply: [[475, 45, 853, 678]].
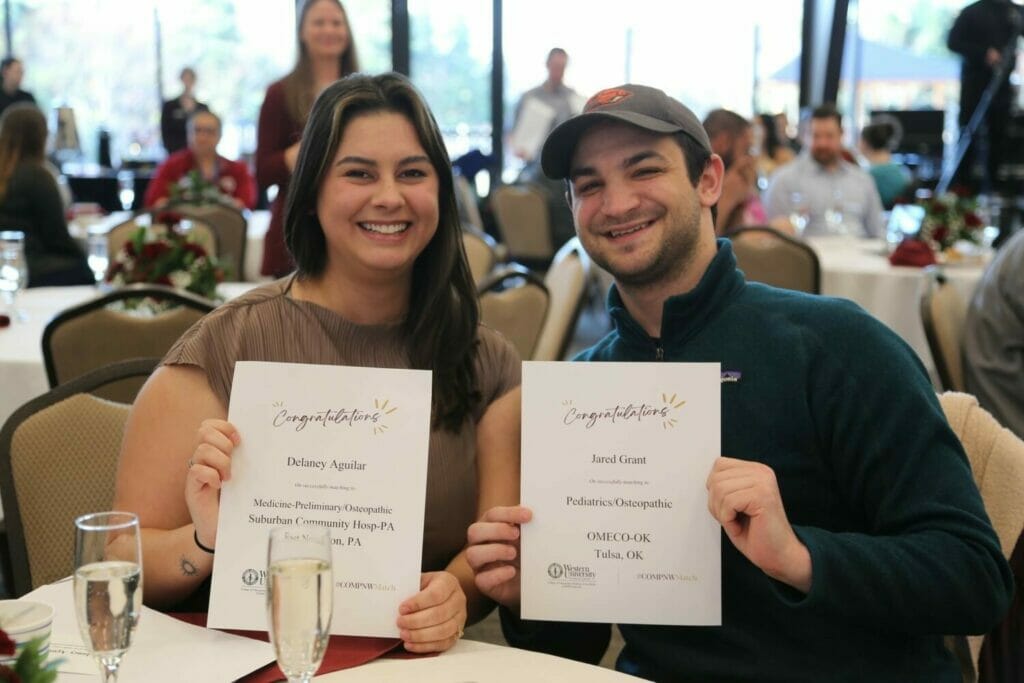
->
[[547, 562, 564, 579], [242, 568, 260, 586]]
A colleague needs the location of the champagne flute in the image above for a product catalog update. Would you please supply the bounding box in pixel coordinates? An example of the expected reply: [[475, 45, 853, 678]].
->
[[73, 512, 142, 683], [267, 526, 334, 683]]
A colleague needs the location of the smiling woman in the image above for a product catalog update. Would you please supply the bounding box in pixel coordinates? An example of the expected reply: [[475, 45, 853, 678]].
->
[[111, 73, 523, 655]]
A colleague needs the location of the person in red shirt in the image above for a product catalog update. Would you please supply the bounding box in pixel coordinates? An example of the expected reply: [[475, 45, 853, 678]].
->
[[144, 110, 256, 210]]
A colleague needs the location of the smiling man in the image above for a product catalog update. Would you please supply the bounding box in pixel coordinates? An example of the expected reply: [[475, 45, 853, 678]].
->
[[465, 84, 1013, 682]]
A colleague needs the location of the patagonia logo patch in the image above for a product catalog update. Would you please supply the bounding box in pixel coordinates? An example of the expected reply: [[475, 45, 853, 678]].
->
[[721, 370, 742, 383]]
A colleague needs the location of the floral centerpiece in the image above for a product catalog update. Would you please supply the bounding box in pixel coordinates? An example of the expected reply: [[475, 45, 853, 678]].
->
[[906, 190, 985, 256], [0, 628, 60, 683], [169, 170, 232, 206], [105, 212, 228, 301]]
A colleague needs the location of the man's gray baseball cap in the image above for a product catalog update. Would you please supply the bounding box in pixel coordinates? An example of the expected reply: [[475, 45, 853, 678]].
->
[[540, 84, 711, 180]]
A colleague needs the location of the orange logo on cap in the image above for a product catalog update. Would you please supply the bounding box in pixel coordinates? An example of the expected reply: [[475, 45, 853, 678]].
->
[[585, 88, 633, 111]]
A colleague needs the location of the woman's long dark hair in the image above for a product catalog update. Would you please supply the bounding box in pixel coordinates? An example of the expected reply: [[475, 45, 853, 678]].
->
[[283, 0, 360, 125], [284, 73, 480, 432], [0, 103, 47, 202]]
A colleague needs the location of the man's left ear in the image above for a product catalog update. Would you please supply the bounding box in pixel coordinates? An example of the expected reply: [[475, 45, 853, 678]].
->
[[698, 154, 725, 208]]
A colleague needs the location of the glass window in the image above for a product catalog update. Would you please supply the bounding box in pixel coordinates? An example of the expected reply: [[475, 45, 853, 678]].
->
[[841, 0, 967, 140], [409, 0, 493, 162], [158, 1, 296, 161], [12, 0, 160, 164], [344, 0, 392, 74], [502, 1, 803, 179]]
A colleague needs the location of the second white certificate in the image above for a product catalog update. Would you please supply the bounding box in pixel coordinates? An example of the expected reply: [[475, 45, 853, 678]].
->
[[207, 361, 432, 637], [521, 361, 721, 625]]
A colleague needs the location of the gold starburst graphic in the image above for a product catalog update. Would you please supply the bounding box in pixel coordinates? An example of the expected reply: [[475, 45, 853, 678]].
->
[[660, 392, 687, 429], [373, 398, 398, 435]]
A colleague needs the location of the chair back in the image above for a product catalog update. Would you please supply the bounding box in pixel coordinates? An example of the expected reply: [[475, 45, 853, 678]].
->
[[42, 284, 215, 402], [454, 174, 485, 231], [921, 267, 967, 392], [462, 227, 500, 286], [167, 201, 247, 281], [0, 358, 160, 595], [478, 265, 550, 360], [533, 237, 592, 361], [728, 226, 821, 294], [938, 391, 1024, 680], [491, 184, 554, 264], [106, 212, 218, 263]]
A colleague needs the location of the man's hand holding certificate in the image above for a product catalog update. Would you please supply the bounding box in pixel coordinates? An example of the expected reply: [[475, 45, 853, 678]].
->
[[518, 362, 721, 625], [207, 361, 432, 637]]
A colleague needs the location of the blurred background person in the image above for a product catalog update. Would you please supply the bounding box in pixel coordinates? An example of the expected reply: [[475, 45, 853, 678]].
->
[[764, 104, 884, 238], [161, 66, 208, 155], [508, 47, 582, 249], [947, 0, 1024, 193], [756, 112, 795, 178], [0, 57, 35, 117], [703, 108, 765, 235], [257, 0, 359, 278], [963, 227, 1024, 438], [0, 104, 91, 287], [859, 119, 912, 209], [144, 110, 256, 210]]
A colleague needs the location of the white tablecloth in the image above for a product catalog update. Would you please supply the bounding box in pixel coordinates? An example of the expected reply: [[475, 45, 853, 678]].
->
[[0, 283, 256, 430], [316, 639, 642, 681], [808, 237, 986, 384]]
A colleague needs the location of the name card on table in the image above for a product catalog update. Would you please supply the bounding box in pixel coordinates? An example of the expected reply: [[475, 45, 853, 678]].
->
[[520, 361, 721, 625], [208, 361, 432, 637]]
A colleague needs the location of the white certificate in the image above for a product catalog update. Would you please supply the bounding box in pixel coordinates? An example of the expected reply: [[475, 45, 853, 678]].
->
[[510, 96, 557, 161], [520, 362, 721, 625], [207, 361, 432, 637]]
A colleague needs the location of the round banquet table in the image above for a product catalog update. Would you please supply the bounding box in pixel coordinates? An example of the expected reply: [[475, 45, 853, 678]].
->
[[314, 638, 645, 681], [807, 237, 987, 384]]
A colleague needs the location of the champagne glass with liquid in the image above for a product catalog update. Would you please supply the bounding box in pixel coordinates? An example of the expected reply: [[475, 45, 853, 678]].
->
[[73, 512, 143, 682], [267, 526, 334, 683]]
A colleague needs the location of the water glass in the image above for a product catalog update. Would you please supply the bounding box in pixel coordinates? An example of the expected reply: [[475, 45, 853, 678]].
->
[[824, 189, 847, 236], [0, 231, 28, 320], [73, 512, 142, 683], [787, 192, 809, 236], [87, 227, 110, 285], [267, 526, 334, 683]]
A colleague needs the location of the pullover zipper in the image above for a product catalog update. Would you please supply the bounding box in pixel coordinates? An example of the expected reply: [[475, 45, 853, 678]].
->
[[655, 343, 664, 361]]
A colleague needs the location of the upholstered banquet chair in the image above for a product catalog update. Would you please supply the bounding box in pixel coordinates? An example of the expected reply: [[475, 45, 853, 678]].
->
[[939, 391, 1024, 682], [42, 284, 215, 402], [727, 226, 821, 294], [462, 227, 501, 286], [167, 200, 248, 281], [921, 267, 968, 392], [532, 237, 592, 361], [0, 358, 160, 596], [478, 264, 550, 360], [490, 184, 554, 269]]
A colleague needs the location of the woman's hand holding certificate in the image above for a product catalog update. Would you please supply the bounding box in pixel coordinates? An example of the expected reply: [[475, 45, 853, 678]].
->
[[185, 419, 240, 551]]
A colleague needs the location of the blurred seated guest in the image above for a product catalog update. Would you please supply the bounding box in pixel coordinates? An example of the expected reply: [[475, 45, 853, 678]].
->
[[0, 57, 35, 117], [964, 228, 1024, 438], [111, 74, 521, 654], [756, 112, 795, 177], [161, 66, 208, 155], [0, 104, 91, 287], [764, 104, 884, 238], [859, 120, 912, 209], [144, 110, 256, 210], [703, 108, 765, 235]]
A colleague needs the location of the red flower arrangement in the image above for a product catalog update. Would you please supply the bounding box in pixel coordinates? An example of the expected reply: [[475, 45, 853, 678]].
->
[[902, 191, 986, 255], [0, 627, 59, 683], [105, 212, 228, 301]]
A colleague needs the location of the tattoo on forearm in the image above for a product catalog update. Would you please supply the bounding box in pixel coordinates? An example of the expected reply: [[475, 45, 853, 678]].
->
[[180, 556, 198, 576]]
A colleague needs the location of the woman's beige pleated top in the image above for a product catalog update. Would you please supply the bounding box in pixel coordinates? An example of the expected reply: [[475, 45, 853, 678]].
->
[[164, 277, 521, 576]]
